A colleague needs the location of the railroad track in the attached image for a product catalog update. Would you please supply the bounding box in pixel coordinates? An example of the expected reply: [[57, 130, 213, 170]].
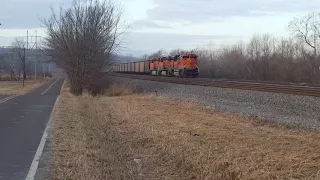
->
[[111, 73, 320, 97]]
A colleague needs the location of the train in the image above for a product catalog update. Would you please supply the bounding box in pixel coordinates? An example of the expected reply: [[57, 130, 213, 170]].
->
[[115, 53, 199, 77]]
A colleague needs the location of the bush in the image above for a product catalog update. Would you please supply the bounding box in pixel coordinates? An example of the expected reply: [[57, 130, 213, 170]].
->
[[43, 0, 124, 95]]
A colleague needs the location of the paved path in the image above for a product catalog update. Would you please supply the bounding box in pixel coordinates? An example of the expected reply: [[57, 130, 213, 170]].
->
[[0, 78, 64, 180]]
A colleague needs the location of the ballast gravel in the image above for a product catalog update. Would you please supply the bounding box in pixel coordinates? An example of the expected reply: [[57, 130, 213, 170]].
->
[[112, 76, 320, 131]]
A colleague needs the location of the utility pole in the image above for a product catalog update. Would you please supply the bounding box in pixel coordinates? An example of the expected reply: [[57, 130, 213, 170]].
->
[[26, 30, 28, 82], [35, 30, 37, 81], [23, 48, 25, 87], [23, 30, 41, 81]]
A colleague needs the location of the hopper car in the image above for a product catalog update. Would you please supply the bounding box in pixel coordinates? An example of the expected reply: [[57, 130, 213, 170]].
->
[[115, 53, 199, 77]]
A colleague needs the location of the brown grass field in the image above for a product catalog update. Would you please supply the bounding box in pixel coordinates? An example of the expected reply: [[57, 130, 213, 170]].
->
[[51, 83, 320, 180], [0, 80, 45, 95]]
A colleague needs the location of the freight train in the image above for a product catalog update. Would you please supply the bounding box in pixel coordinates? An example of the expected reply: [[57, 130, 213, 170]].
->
[[115, 53, 199, 77]]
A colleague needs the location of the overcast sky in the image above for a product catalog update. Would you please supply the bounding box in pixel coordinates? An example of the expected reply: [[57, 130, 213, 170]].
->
[[1, 0, 319, 56]]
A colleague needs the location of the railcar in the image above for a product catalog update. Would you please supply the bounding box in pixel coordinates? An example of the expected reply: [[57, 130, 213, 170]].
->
[[116, 53, 199, 77]]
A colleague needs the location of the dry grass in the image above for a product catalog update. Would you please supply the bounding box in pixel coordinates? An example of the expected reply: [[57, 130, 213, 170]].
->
[[51, 83, 320, 180], [0, 74, 12, 81], [0, 80, 44, 95], [104, 83, 137, 96]]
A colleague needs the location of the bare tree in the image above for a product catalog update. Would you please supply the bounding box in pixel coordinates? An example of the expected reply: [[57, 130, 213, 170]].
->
[[148, 49, 165, 59], [288, 13, 320, 79], [12, 37, 26, 83], [168, 49, 187, 56], [260, 34, 275, 80], [288, 13, 320, 56], [141, 54, 148, 61], [43, 0, 124, 95], [6, 52, 17, 81]]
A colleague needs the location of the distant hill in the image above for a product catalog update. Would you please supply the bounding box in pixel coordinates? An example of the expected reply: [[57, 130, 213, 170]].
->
[[1, 47, 141, 65], [111, 54, 142, 63]]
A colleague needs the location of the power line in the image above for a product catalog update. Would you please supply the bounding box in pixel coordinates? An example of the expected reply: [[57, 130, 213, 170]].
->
[[17, 30, 44, 80]]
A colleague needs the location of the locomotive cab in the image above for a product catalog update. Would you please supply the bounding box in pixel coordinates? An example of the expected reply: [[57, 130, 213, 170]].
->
[[174, 53, 199, 77]]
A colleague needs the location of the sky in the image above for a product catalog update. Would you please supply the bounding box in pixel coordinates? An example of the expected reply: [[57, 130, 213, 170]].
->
[[1, 0, 319, 57]]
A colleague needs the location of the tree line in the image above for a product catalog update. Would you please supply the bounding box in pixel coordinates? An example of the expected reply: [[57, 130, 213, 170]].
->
[[144, 13, 320, 84]]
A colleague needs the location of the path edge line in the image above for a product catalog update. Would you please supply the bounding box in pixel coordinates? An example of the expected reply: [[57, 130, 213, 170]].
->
[[41, 78, 60, 95], [0, 95, 18, 104], [25, 95, 60, 180]]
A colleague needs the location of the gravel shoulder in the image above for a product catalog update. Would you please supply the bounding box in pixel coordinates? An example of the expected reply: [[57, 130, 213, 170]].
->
[[112, 76, 320, 131]]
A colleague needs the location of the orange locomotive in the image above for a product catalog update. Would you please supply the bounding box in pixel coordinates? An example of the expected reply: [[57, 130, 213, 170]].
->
[[149, 54, 199, 77], [117, 53, 199, 78]]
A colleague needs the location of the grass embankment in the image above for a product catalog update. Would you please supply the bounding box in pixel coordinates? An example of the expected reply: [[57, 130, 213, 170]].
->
[[51, 83, 320, 180], [0, 80, 44, 95]]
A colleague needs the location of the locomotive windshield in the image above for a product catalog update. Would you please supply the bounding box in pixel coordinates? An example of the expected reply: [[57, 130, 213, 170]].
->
[[182, 55, 197, 59]]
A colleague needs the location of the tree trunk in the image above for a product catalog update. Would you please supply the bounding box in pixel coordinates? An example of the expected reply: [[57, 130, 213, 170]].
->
[[18, 68, 21, 81], [69, 78, 84, 96]]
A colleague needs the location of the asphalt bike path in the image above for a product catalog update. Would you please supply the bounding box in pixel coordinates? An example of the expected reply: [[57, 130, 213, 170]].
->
[[0, 78, 64, 180]]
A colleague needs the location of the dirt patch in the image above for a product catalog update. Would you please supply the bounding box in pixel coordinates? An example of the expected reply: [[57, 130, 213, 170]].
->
[[51, 84, 320, 180]]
